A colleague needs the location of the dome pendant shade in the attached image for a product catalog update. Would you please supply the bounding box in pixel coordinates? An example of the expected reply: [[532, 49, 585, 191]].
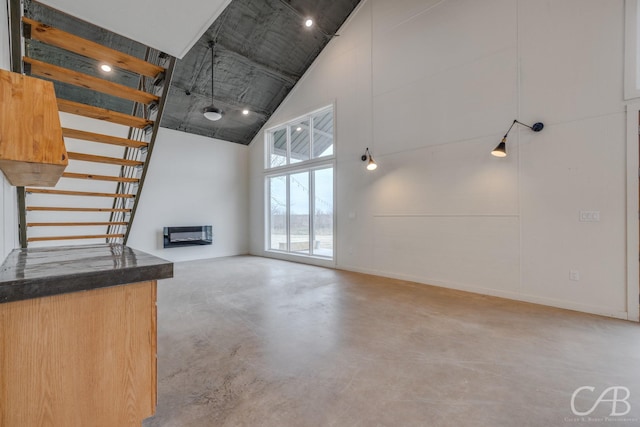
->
[[203, 106, 223, 121]]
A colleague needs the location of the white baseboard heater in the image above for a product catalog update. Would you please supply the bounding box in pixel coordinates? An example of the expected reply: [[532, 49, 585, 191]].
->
[[163, 225, 213, 248]]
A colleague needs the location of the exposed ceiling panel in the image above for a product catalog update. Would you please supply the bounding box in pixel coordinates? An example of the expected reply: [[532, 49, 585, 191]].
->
[[36, 0, 231, 58], [24, 0, 362, 146], [163, 0, 361, 145]]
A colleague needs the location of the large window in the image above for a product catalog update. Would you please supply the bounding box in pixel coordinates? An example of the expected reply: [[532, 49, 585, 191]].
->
[[265, 106, 335, 259]]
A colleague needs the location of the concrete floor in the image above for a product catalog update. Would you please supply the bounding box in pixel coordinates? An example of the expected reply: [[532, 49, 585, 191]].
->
[[143, 256, 640, 427]]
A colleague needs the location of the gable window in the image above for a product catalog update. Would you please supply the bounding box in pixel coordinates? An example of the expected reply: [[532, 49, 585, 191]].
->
[[265, 105, 335, 259]]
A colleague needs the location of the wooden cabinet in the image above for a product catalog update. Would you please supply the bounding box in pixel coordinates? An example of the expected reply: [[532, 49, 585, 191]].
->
[[0, 281, 157, 427], [0, 69, 67, 187]]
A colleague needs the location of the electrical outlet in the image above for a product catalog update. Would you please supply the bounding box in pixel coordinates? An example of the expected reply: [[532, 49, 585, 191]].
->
[[570, 270, 580, 281], [579, 211, 600, 222]]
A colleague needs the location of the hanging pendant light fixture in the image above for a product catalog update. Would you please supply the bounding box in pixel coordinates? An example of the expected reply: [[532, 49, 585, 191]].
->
[[492, 119, 543, 157], [203, 41, 223, 121]]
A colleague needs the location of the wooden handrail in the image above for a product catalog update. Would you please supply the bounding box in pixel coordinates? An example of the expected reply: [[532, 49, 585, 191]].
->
[[23, 17, 165, 78], [26, 207, 131, 212], [67, 152, 144, 167], [27, 234, 125, 242], [25, 188, 135, 198], [57, 99, 153, 129], [62, 172, 139, 183], [62, 128, 148, 149], [25, 57, 159, 105]]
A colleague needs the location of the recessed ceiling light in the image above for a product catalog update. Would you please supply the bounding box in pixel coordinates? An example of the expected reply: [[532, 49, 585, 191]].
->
[[305, 18, 313, 28], [100, 64, 112, 72], [296, 127, 302, 131], [242, 109, 250, 115]]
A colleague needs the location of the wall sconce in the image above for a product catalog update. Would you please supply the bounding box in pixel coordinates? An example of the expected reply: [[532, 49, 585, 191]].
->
[[361, 147, 377, 171], [492, 120, 544, 158]]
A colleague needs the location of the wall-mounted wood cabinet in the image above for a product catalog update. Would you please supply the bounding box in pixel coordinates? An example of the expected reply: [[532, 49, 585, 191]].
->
[[0, 69, 67, 187]]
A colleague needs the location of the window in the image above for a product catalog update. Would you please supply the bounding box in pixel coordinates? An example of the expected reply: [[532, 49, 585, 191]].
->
[[265, 106, 335, 259]]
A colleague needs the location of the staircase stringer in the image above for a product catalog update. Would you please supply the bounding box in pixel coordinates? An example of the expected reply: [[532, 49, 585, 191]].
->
[[109, 55, 176, 244]]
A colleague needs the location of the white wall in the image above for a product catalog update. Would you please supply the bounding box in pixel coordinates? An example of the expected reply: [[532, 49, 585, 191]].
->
[[249, 0, 630, 319], [1, 0, 18, 261], [127, 127, 249, 262]]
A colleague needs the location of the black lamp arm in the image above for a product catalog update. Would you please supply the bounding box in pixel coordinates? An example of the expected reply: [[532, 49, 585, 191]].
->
[[503, 119, 544, 138]]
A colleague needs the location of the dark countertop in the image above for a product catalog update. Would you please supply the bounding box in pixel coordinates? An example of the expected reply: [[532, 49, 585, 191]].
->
[[0, 244, 173, 304]]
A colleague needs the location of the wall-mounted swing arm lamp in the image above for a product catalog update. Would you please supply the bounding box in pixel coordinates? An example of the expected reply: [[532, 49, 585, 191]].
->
[[492, 119, 544, 157], [361, 147, 377, 171]]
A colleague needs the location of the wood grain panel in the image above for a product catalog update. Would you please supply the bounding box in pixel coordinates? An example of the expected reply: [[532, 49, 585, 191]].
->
[[0, 281, 157, 427], [57, 99, 153, 129], [27, 221, 128, 227], [63, 128, 148, 149], [23, 17, 165, 78], [27, 234, 125, 242], [67, 152, 144, 167], [26, 206, 131, 212], [0, 69, 67, 186], [62, 172, 139, 183], [25, 57, 159, 105], [26, 188, 135, 198]]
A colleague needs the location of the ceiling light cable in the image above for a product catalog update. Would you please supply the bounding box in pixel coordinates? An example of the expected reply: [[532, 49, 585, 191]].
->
[[203, 40, 223, 121]]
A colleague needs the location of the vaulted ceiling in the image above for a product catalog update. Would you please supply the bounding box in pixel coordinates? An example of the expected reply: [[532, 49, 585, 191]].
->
[[23, 0, 362, 145]]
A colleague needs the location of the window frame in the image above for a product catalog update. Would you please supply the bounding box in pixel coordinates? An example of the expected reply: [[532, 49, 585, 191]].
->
[[264, 105, 335, 171], [264, 105, 336, 261], [625, 0, 640, 100]]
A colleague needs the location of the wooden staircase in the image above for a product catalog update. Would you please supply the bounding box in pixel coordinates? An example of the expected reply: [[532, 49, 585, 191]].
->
[[16, 16, 175, 247]]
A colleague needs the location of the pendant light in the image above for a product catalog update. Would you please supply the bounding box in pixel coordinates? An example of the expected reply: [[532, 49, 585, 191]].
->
[[203, 41, 223, 121]]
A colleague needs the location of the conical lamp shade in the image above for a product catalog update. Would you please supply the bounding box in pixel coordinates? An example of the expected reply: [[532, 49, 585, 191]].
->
[[367, 157, 377, 170], [491, 139, 507, 158]]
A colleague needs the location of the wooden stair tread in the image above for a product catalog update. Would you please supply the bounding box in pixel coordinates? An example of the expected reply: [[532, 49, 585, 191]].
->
[[24, 57, 159, 105], [23, 17, 165, 78], [27, 234, 124, 242], [57, 99, 153, 129], [67, 152, 144, 167], [62, 128, 148, 149], [27, 222, 128, 227], [62, 172, 139, 183], [26, 207, 131, 212], [26, 188, 135, 198]]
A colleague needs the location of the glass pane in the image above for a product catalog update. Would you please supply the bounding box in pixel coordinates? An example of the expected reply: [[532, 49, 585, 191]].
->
[[313, 168, 333, 257], [290, 119, 310, 164], [270, 128, 287, 168], [269, 176, 287, 251], [289, 171, 310, 254], [313, 109, 333, 158]]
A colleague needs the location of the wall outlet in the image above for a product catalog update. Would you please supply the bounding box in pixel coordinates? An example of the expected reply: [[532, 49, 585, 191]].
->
[[579, 211, 600, 222], [569, 270, 580, 281]]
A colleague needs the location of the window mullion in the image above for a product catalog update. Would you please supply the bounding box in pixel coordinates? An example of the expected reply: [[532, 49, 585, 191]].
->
[[310, 169, 315, 256], [286, 173, 291, 253], [286, 126, 291, 165]]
